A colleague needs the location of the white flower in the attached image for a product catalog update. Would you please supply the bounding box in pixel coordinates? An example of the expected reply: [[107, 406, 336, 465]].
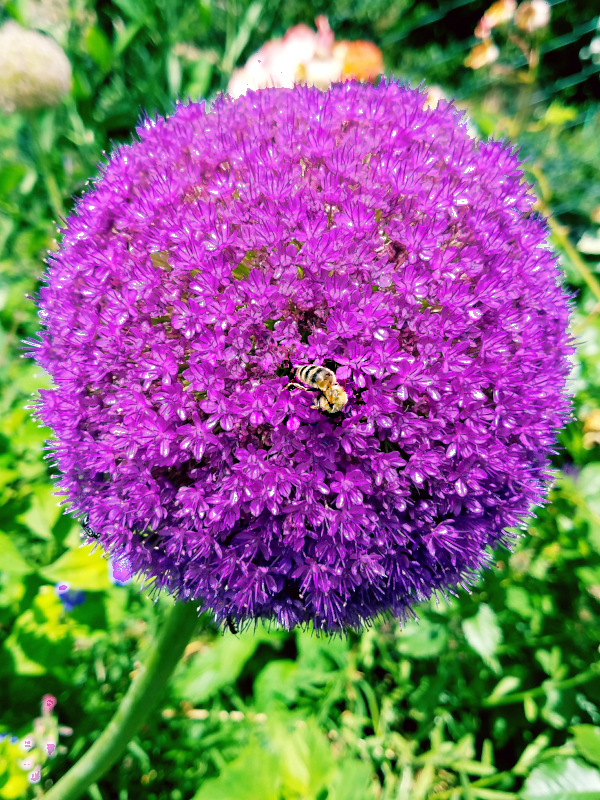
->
[[515, 0, 551, 33], [0, 21, 72, 113]]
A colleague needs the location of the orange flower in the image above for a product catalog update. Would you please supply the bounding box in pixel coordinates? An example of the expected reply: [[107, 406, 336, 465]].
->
[[464, 39, 500, 69], [333, 40, 384, 82]]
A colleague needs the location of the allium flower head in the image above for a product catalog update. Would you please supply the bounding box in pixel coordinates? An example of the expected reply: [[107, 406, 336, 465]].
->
[[29, 81, 572, 631], [0, 21, 71, 113]]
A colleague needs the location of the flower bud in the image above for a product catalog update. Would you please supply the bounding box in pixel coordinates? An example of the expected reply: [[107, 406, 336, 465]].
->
[[464, 39, 500, 69], [0, 21, 71, 113]]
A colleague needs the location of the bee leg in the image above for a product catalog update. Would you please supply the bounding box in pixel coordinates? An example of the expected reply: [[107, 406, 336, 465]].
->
[[285, 382, 313, 392]]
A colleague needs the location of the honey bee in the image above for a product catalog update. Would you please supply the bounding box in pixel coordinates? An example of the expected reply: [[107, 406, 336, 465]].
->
[[287, 365, 348, 414]]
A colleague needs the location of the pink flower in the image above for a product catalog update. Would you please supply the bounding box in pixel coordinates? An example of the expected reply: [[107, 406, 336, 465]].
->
[[41, 695, 57, 716], [475, 0, 517, 39]]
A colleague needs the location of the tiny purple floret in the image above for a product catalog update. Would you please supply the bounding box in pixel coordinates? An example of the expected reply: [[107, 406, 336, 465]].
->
[[28, 80, 572, 631]]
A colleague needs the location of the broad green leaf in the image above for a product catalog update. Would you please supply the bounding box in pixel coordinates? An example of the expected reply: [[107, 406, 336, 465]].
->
[[572, 727, 600, 767], [186, 59, 213, 100], [577, 464, 600, 500], [192, 741, 280, 800], [38, 543, 111, 591], [506, 586, 534, 618], [576, 567, 600, 587], [328, 758, 373, 800], [296, 629, 349, 671], [269, 716, 334, 798], [2, 587, 84, 678], [521, 757, 600, 799], [397, 618, 449, 659], [17, 484, 63, 540], [254, 659, 299, 710], [0, 164, 27, 195], [85, 27, 112, 72], [172, 627, 278, 704], [0, 737, 32, 799], [462, 604, 502, 672], [0, 531, 34, 575]]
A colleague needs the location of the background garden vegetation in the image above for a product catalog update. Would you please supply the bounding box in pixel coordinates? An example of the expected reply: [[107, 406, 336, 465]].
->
[[1, 0, 600, 798]]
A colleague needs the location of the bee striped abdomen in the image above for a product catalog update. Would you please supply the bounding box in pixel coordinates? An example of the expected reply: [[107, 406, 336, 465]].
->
[[296, 365, 333, 388]]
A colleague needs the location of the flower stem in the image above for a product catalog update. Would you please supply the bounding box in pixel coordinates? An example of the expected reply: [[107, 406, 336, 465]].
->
[[528, 163, 600, 304], [44, 600, 199, 800], [26, 113, 65, 222]]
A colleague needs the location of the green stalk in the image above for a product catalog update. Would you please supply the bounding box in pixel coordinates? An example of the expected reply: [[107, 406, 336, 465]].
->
[[44, 600, 199, 800]]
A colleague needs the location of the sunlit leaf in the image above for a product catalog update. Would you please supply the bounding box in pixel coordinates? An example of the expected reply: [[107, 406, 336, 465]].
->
[[521, 757, 600, 800], [38, 543, 111, 591], [572, 727, 600, 768], [192, 740, 280, 800], [462, 604, 502, 673], [0, 531, 34, 575], [397, 617, 449, 659]]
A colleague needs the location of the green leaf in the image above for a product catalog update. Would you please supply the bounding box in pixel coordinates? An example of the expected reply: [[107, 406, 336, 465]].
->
[[462, 604, 502, 672], [0, 164, 27, 195], [577, 464, 600, 500], [172, 627, 278, 704], [38, 543, 111, 591], [192, 740, 280, 800], [506, 586, 534, 619], [85, 27, 112, 72], [572, 727, 600, 767], [3, 587, 82, 678], [270, 716, 335, 798], [0, 532, 34, 575], [486, 676, 522, 702], [513, 734, 552, 776], [17, 484, 63, 540], [521, 757, 600, 799], [254, 660, 299, 710], [185, 59, 213, 100], [167, 52, 182, 97], [328, 759, 373, 800], [397, 617, 449, 659]]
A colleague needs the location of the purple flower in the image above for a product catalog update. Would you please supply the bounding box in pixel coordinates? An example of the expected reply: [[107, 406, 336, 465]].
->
[[110, 557, 133, 585], [28, 81, 572, 632]]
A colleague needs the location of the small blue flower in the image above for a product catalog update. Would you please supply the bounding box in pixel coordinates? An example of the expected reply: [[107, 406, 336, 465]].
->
[[55, 582, 85, 611]]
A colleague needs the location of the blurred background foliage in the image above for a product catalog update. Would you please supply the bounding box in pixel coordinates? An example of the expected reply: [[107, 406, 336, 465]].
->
[[1, 0, 600, 798]]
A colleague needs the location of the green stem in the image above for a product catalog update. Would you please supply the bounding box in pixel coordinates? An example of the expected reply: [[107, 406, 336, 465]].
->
[[27, 114, 65, 222], [482, 663, 600, 707], [45, 600, 199, 800], [528, 163, 600, 304]]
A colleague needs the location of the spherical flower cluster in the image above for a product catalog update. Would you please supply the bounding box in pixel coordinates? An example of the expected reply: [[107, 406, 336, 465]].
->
[[0, 21, 71, 113], [30, 80, 572, 631]]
